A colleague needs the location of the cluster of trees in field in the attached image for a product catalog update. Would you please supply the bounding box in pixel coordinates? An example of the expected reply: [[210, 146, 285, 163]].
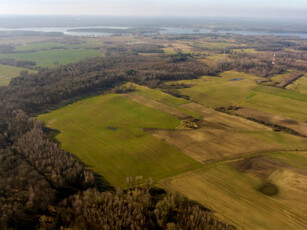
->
[[0, 45, 15, 54], [228, 52, 285, 77], [106, 44, 164, 56], [130, 44, 164, 53], [0, 53, 235, 229]]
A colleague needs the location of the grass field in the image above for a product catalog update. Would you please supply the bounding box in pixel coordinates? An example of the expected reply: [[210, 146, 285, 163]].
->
[[199, 54, 231, 65], [0, 64, 36, 86], [231, 48, 258, 53], [198, 42, 235, 49], [174, 71, 307, 121], [127, 83, 189, 107], [0, 48, 102, 68], [14, 40, 103, 52], [160, 154, 307, 230], [286, 75, 307, 95], [123, 83, 201, 118], [271, 70, 293, 82], [39, 93, 200, 186], [14, 42, 68, 51]]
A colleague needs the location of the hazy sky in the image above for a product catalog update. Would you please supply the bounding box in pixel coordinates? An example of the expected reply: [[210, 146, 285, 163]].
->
[[1, 0, 306, 18]]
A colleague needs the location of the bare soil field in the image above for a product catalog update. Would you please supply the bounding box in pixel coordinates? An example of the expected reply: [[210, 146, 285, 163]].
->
[[149, 103, 277, 163], [148, 102, 307, 163], [231, 155, 292, 179], [150, 128, 277, 163], [181, 103, 270, 131]]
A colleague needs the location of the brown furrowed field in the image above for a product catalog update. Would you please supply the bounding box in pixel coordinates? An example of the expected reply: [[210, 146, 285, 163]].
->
[[160, 151, 307, 230], [150, 102, 307, 163], [229, 107, 307, 137]]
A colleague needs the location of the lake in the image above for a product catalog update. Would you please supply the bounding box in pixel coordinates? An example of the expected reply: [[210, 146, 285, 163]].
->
[[0, 26, 306, 39]]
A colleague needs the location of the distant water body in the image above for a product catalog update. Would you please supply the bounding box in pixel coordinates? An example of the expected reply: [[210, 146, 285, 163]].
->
[[0, 26, 306, 39]]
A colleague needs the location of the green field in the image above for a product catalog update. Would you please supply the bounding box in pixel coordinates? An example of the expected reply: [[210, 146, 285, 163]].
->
[[128, 83, 189, 107], [0, 48, 102, 68], [14, 40, 103, 52], [174, 71, 307, 121], [199, 42, 235, 49], [39, 93, 200, 186], [231, 48, 258, 53], [124, 83, 200, 118], [14, 42, 68, 52], [286, 75, 307, 95], [0, 64, 36, 86]]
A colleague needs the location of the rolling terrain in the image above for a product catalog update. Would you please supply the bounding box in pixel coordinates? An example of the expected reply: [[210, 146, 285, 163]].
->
[[1, 31, 306, 229], [39, 77, 307, 229]]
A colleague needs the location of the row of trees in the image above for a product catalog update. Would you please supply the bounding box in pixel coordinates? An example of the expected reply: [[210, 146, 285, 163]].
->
[[0, 58, 36, 68]]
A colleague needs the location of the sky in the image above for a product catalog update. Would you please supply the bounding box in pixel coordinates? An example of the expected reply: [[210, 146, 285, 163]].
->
[[0, 0, 306, 19]]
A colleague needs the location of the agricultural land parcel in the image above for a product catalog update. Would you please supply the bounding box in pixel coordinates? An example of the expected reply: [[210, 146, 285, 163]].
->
[[39, 71, 307, 229]]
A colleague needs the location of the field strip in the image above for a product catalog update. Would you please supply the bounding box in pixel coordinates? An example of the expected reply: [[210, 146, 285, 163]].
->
[[229, 107, 307, 137], [276, 72, 304, 88], [123, 93, 192, 119], [180, 102, 271, 131], [158, 149, 307, 182], [201, 148, 307, 165]]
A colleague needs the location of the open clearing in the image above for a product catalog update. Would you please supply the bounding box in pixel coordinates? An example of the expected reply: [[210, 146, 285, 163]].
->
[[174, 71, 307, 121], [0, 48, 102, 68], [0, 64, 36, 86], [39, 93, 200, 187], [160, 151, 307, 230]]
